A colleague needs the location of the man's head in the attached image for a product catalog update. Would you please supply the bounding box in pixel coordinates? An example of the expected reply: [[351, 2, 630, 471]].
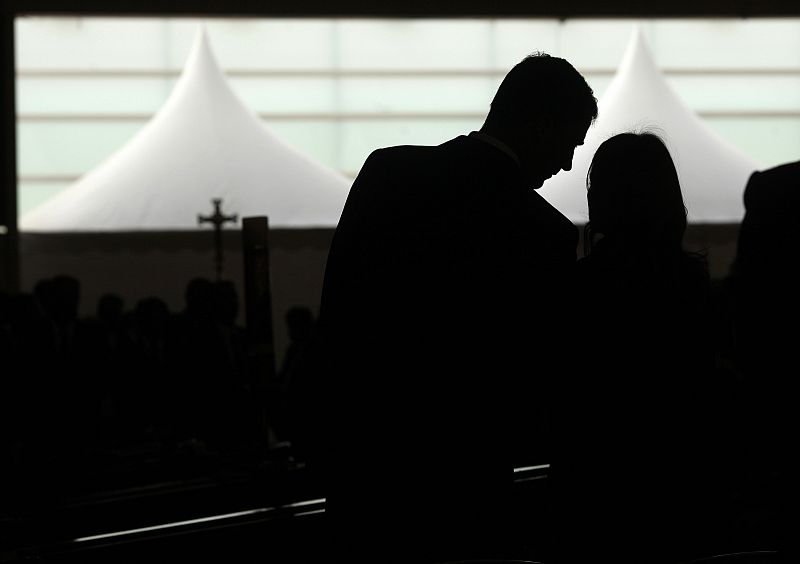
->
[[482, 53, 598, 189]]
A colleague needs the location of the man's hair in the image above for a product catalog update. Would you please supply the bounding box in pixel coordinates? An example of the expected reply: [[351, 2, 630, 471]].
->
[[486, 52, 598, 130]]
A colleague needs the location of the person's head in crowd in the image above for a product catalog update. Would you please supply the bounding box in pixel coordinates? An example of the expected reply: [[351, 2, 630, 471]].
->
[[184, 277, 214, 320], [134, 296, 170, 339], [211, 280, 239, 326], [34, 274, 81, 326], [97, 293, 125, 326]]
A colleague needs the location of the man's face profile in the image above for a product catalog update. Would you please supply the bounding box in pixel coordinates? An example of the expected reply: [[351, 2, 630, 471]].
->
[[523, 119, 589, 189]]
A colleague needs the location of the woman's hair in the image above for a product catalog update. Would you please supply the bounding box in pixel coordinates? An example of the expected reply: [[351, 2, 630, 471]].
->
[[584, 131, 689, 257]]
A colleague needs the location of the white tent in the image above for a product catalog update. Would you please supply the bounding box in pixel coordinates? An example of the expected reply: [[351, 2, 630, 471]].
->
[[20, 27, 350, 231], [19, 28, 350, 362], [539, 26, 759, 224]]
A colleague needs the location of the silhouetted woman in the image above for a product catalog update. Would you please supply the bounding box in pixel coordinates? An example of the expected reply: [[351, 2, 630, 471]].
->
[[550, 132, 723, 563]]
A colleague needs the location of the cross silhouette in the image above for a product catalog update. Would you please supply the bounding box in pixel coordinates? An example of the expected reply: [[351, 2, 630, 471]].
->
[[198, 198, 238, 281]]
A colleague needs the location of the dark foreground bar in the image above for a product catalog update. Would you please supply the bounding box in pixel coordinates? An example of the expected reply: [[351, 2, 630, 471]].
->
[[1, 462, 782, 563]]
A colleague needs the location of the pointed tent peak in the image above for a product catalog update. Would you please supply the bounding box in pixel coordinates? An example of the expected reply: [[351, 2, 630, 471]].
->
[[593, 25, 670, 119], [195, 23, 210, 42], [627, 23, 647, 51], [190, 25, 215, 64], [613, 25, 663, 86], [182, 25, 225, 80], [155, 23, 254, 127], [159, 26, 234, 111]]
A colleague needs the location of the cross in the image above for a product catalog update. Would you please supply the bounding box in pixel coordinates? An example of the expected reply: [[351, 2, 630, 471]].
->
[[198, 198, 238, 281]]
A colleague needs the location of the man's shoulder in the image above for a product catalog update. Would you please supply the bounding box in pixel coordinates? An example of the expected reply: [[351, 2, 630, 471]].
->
[[747, 160, 800, 188], [358, 137, 483, 182], [366, 137, 470, 161], [363, 144, 429, 167], [762, 159, 800, 178], [744, 160, 800, 209]]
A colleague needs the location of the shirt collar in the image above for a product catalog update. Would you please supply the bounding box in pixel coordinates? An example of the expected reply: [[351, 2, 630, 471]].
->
[[468, 131, 521, 167]]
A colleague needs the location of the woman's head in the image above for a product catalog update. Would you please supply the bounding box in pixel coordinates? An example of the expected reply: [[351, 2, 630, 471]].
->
[[586, 131, 687, 251]]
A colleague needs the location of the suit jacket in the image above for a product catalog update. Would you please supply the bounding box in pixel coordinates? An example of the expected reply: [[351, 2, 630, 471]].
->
[[318, 134, 577, 562], [730, 162, 800, 562], [731, 160, 800, 371], [730, 161, 800, 449]]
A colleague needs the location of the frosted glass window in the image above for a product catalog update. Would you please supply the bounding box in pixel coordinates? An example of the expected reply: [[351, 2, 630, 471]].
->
[[650, 19, 800, 69], [705, 117, 800, 168], [16, 18, 174, 70], [230, 77, 338, 113], [493, 21, 561, 66], [259, 120, 340, 168], [18, 181, 71, 214], [669, 76, 800, 113], [559, 20, 642, 68], [16, 77, 178, 114], [337, 20, 493, 69], [338, 77, 497, 113], [17, 122, 147, 176], [161, 20, 338, 70], [14, 16, 800, 218]]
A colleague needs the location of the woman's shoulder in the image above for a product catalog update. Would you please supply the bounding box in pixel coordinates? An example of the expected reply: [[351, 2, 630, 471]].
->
[[576, 246, 710, 293]]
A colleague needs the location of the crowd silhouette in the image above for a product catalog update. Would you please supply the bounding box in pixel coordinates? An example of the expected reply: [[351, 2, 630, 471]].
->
[[1, 52, 799, 564], [0, 275, 283, 510]]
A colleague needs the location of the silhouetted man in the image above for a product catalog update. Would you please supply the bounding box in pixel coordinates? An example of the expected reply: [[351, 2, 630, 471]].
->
[[319, 53, 597, 563], [728, 160, 800, 560], [730, 160, 800, 444]]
